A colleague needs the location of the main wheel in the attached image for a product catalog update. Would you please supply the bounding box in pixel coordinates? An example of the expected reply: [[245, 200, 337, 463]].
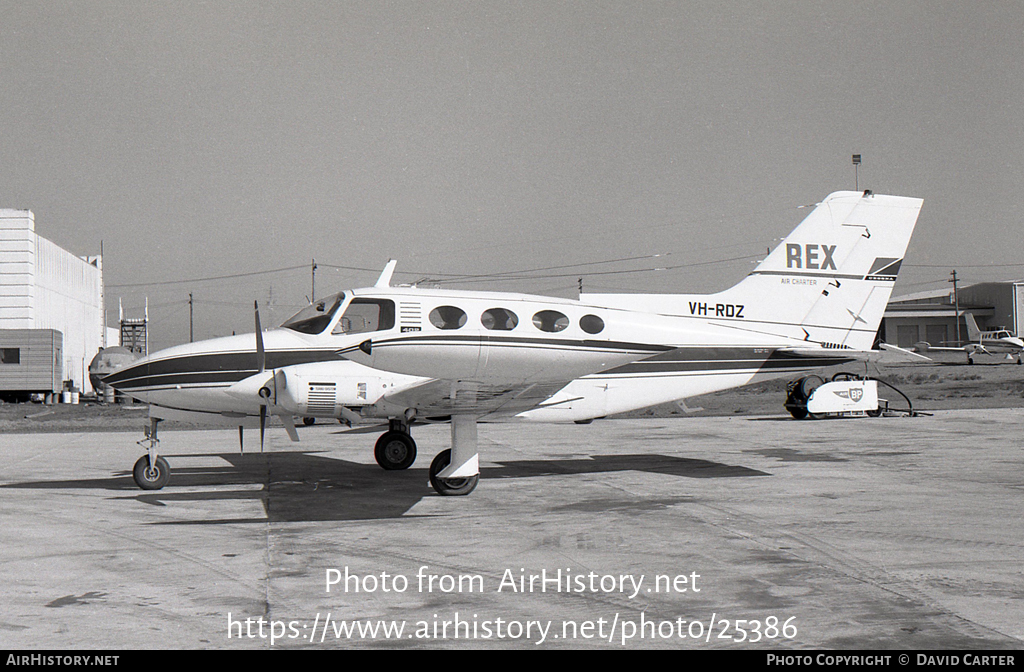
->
[[429, 449, 479, 496], [133, 455, 170, 490], [374, 431, 417, 470], [302, 417, 316, 426]]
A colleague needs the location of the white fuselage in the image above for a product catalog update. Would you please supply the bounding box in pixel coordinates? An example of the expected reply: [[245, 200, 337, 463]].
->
[[106, 285, 850, 424]]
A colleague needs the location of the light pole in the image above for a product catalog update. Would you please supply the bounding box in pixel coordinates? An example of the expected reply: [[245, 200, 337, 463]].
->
[[852, 154, 861, 191], [949, 270, 961, 344]]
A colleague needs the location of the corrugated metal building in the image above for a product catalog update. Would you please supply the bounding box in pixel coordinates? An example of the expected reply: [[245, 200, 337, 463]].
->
[[883, 281, 1024, 348], [0, 209, 105, 395]]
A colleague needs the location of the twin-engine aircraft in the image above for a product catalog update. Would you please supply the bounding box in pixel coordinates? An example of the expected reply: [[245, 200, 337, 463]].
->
[[106, 190, 923, 496], [915, 313, 1023, 364]]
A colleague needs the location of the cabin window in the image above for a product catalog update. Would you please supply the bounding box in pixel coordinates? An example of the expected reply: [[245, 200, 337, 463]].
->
[[580, 314, 605, 334], [333, 298, 396, 335], [532, 310, 569, 333], [1, 348, 20, 364], [428, 306, 468, 330], [281, 292, 345, 334], [481, 308, 519, 331]]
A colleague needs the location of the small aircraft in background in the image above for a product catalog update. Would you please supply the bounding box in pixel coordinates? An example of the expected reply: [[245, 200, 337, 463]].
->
[[106, 190, 923, 496], [914, 313, 1023, 365]]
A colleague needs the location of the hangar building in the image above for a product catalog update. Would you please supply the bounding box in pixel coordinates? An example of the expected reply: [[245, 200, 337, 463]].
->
[[0, 209, 106, 397], [882, 281, 1024, 348]]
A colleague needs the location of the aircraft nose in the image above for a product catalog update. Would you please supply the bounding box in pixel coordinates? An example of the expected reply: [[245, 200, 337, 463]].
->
[[103, 358, 147, 390]]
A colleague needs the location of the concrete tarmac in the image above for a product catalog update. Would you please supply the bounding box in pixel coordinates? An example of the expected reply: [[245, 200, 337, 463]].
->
[[1, 409, 1022, 650]]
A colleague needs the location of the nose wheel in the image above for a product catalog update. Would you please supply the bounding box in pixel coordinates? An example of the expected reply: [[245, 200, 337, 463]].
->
[[132, 418, 170, 490], [133, 455, 170, 490]]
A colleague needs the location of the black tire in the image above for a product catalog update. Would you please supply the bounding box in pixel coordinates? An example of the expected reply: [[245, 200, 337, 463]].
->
[[866, 408, 882, 417], [429, 449, 479, 496], [787, 404, 808, 420], [133, 455, 170, 490], [302, 417, 316, 426], [374, 431, 417, 470]]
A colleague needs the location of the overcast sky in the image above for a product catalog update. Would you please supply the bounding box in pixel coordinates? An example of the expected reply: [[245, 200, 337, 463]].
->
[[2, 1, 1022, 349]]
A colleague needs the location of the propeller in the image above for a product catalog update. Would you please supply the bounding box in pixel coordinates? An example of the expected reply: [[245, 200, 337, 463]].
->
[[255, 300, 266, 373], [255, 300, 268, 452], [240, 302, 301, 451], [239, 301, 271, 454]]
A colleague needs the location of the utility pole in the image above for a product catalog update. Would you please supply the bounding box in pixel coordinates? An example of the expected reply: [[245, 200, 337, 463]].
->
[[311, 259, 318, 303], [189, 292, 194, 343], [949, 270, 961, 344]]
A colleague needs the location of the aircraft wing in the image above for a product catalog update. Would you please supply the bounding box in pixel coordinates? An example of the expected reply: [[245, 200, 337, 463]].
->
[[382, 378, 573, 420], [912, 342, 978, 355], [779, 343, 932, 363]]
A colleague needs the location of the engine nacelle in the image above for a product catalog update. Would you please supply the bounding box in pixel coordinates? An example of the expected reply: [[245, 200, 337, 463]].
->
[[273, 367, 386, 417]]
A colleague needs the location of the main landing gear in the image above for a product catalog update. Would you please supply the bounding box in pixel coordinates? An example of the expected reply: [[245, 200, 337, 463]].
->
[[428, 415, 480, 496], [127, 413, 482, 497], [429, 449, 479, 496], [374, 418, 417, 470], [375, 413, 480, 496]]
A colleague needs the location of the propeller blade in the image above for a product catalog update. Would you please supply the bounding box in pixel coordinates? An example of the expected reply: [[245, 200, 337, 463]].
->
[[259, 405, 267, 453], [254, 301, 265, 374], [282, 415, 299, 442], [238, 426, 244, 454]]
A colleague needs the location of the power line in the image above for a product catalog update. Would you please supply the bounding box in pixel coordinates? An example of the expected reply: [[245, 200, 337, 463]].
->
[[906, 262, 1024, 268], [107, 264, 309, 288], [427, 254, 763, 285]]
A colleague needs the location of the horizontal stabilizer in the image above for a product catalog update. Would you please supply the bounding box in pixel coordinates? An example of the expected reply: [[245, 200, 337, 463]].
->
[[877, 342, 933, 362], [778, 342, 932, 363]]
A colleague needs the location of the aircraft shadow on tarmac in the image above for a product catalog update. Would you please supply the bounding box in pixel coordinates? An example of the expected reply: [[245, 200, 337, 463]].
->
[[1, 452, 768, 523]]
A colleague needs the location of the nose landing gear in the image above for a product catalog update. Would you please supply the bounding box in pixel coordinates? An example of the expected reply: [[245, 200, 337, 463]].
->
[[133, 418, 170, 490]]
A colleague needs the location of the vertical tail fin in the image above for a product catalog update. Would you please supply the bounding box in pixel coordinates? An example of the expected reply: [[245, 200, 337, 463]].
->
[[727, 191, 924, 349], [584, 190, 924, 350], [964, 313, 982, 342]]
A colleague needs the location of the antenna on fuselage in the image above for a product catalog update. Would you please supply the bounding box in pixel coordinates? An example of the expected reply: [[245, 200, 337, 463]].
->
[[375, 260, 398, 288]]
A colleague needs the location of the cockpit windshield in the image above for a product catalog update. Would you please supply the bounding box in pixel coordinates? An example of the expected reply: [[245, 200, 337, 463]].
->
[[280, 292, 346, 334]]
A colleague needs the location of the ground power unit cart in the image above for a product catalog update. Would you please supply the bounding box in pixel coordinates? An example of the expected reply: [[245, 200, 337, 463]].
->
[[784, 372, 920, 419]]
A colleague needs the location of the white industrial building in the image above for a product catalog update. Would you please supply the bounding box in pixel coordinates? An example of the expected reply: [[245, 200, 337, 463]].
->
[[0, 209, 106, 396]]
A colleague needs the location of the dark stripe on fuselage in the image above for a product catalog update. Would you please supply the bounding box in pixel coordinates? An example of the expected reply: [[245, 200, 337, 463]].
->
[[104, 348, 342, 391], [603, 347, 854, 375], [340, 334, 674, 355], [747, 270, 884, 281]]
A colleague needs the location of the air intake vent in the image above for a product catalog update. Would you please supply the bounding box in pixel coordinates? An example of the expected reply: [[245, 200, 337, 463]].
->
[[307, 382, 337, 415], [400, 301, 422, 332]]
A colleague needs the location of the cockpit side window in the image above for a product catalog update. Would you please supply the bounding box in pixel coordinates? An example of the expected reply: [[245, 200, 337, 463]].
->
[[332, 298, 396, 335], [280, 293, 345, 334]]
